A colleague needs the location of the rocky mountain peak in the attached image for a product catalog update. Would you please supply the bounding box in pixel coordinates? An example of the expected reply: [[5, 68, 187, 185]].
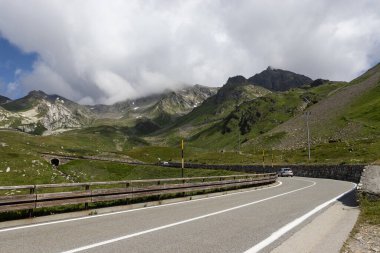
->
[[27, 90, 47, 98], [226, 75, 247, 86], [249, 67, 313, 91]]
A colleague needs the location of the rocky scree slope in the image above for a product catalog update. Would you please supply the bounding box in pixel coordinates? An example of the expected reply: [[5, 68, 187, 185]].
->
[[87, 84, 217, 124], [0, 90, 93, 134]]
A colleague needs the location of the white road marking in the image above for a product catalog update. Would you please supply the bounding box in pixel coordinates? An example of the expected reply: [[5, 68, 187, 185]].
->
[[0, 180, 283, 233], [244, 182, 357, 253], [61, 179, 316, 253]]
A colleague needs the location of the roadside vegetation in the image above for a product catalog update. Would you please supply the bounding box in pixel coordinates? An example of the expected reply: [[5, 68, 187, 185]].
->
[[358, 197, 380, 225], [58, 160, 243, 183], [342, 195, 380, 252]]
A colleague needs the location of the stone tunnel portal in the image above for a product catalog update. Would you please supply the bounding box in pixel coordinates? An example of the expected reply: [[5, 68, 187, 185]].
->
[[51, 158, 60, 166]]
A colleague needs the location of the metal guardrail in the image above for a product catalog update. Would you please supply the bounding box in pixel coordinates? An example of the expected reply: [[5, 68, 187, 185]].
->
[[0, 173, 277, 213]]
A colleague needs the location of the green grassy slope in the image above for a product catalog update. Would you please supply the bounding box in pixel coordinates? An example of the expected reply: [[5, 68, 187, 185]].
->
[[172, 78, 270, 128], [148, 77, 271, 146], [0, 126, 148, 186], [344, 84, 380, 133], [247, 64, 380, 151], [188, 81, 346, 151], [1, 64, 380, 187], [242, 65, 380, 164], [59, 160, 243, 182]]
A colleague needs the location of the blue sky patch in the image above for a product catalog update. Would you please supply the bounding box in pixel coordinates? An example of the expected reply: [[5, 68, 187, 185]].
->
[[0, 36, 37, 96]]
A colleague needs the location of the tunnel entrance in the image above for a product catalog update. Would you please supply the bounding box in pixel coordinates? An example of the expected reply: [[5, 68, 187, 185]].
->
[[51, 158, 60, 166]]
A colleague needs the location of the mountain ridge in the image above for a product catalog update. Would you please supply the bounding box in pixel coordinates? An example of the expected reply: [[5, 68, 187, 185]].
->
[[0, 95, 11, 104], [0, 66, 339, 138], [0, 84, 218, 134]]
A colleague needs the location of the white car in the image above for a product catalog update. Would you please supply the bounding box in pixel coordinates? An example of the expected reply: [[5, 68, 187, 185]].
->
[[278, 168, 294, 177]]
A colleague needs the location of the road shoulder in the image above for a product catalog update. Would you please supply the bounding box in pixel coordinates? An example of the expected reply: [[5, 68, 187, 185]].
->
[[271, 200, 359, 253]]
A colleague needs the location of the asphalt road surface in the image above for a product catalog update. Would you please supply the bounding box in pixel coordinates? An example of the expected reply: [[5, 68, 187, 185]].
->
[[0, 177, 355, 253]]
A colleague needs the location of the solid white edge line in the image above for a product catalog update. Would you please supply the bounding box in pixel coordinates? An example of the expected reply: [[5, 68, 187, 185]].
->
[[244, 182, 357, 253], [0, 179, 283, 233], [60, 179, 316, 253]]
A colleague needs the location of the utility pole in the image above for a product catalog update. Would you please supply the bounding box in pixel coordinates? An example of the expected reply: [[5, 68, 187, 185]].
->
[[304, 111, 311, 161]]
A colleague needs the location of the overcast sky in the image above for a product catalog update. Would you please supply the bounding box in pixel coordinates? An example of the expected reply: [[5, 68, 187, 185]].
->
[[0, 0, 379, 104]]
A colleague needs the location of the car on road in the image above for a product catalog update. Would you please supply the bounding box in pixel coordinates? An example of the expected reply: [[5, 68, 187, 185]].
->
[[278, 168, 294, 177]]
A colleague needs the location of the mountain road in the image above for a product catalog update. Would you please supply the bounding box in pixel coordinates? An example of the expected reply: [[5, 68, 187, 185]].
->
[[0, 177, 355, 253]]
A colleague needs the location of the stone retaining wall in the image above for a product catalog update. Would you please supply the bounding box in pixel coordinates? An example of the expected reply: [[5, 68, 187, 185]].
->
[[165, 163, 365, 183]]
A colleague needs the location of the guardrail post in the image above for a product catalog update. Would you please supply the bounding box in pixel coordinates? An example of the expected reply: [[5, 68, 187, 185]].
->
[[183, 179, 186, 197], [84, 185, 90, 210], [125, 182, 130, 204], [28, 186, 35, 218]]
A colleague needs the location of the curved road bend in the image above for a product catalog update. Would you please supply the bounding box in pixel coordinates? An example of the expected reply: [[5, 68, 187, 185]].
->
[[0, 177, 355, 253]]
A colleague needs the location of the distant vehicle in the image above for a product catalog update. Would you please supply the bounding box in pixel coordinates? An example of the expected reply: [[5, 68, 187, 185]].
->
[[162, 161, 169, 165], [278, 168, 293, 177]]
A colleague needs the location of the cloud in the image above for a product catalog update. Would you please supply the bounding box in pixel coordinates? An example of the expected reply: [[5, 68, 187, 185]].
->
[[0, 78, 20, 99], [0, 0, 379, 104]]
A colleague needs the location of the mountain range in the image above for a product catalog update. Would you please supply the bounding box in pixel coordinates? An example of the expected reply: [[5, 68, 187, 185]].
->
[[0, 67, 309, 135], [1, 64, 379, 158]]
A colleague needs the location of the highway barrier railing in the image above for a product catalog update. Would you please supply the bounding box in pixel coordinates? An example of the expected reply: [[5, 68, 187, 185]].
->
[[0, 173, 277, 213]]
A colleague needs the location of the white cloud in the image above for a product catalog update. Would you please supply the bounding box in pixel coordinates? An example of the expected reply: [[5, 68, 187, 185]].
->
[[0, 0, 379, 104], [21, 61, 78, 99], [5, 82, 19, 96]]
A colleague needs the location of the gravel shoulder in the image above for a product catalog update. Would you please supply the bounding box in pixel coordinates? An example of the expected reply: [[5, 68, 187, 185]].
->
[[272, 193, 359, 253], [343, 224, 380, 253], [343, 165, 380, 253]]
